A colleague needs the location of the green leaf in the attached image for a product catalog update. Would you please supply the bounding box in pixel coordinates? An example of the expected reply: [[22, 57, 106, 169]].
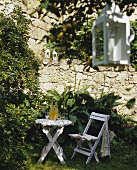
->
[[69, 106, 79, 114], [77, 119, 85, 133], [67, 98, 75, 107], [125, 98, 136, 109], [69, 115, 77, 124]]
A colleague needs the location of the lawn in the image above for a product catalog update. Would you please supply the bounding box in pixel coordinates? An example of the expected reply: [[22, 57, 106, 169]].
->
[[27, 138, 137, 170]]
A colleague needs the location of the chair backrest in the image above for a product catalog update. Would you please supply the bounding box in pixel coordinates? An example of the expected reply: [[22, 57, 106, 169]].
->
[[83, 112, 110, 136], [90, 112, 109, 121]]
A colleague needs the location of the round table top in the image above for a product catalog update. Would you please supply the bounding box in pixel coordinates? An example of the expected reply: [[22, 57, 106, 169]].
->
[[35, 118, 72, 127]]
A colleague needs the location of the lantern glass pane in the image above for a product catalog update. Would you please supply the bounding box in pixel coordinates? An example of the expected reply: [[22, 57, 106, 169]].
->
[[107, 22, 127, 63], [95, 23, 104, 62], [107, 21, 115, 61]]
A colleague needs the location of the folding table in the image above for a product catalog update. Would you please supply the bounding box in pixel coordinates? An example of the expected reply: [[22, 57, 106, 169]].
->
[[35, 118, 72, 164]]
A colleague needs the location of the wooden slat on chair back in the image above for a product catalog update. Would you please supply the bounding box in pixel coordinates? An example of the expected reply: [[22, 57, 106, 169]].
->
[[90, 112, 110, 122], [83, 112, 110, 135]]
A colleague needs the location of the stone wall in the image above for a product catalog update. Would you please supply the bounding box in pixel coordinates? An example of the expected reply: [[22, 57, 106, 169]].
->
[[1, 0, 137, 120], [39, 59, 137, 120]]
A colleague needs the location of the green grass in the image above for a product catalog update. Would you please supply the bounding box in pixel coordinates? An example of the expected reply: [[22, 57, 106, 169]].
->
[[26, 138, 137, 170]]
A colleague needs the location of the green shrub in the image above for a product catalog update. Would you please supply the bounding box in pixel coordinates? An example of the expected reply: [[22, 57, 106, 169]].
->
[[0, 7, 39, 107], [0, 5, 43, 170]]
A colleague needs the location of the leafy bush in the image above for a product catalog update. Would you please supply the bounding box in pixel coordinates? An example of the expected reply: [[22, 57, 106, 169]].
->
[[47, 18, 93, 61], [0, 7, 39, 107], [0, 5, 44, 170]]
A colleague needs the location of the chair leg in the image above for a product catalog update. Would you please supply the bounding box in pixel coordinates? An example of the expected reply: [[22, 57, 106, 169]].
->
[[71, 139, 83, 159], [86, 151, 99, 164], [86, 150, 95, 164], [86, 140, 100, 164], [87, 141, 100, 163], [71, 151, 76, 159], [94, 152, 100, 163]]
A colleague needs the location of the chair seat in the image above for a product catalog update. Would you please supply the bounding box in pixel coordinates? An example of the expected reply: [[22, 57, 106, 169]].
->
[[69, 134, 98, 141]]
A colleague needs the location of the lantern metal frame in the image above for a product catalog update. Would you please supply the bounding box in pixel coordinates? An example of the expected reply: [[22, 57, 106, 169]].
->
[[92, 1, 132, 67], [45, 48, 50, 58], [52, 50, 58, 61]]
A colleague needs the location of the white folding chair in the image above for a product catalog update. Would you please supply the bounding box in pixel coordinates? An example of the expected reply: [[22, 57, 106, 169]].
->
[[69, 112, 110, 164]]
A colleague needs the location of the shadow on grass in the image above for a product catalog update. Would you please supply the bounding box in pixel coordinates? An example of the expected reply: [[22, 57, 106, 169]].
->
[[28, 139, 137, 170]]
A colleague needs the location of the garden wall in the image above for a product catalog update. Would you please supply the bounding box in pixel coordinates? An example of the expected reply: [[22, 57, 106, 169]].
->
[[1, 0, 137, 120], [39, 58, 137, 120]]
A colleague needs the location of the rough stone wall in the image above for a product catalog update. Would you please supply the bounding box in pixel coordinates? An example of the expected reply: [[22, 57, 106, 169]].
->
[[39, 59, 137, 120], [1, 0, 137, 120]]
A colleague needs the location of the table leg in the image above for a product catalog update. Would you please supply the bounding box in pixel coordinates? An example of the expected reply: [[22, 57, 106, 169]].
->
[[50, 130, 67, 160], [38, 126, 66, 164]]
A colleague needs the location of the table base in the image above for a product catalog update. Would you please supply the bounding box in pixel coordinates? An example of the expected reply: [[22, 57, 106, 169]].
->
[[38, 126, 66, 164]]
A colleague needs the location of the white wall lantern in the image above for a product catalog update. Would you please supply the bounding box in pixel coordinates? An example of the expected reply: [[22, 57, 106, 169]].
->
[[92, 1, 135, 67], [45, 48, 50, 58], [52, 50, 58, 61]]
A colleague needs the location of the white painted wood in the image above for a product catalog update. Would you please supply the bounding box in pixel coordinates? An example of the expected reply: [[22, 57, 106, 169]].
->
[[92, 2, 131, 67], [74, 148, 91, 156], [36, 118, 72, 164], [69, 134, 98, 141], [35, 119, 72, 127], [69, 112, 110, 164]]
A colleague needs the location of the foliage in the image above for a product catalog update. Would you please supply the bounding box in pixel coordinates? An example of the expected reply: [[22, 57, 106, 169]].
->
[[93, 92, 137, 144], [0, 103, 35, 170], [0, 5, 44, 170], [130, 20, 137, 69], [109, 111, 137, 143], [46, 17, 94, 61], [40, 0, 137, 67], [39, 0, 136, 32], [0, 7, 40, 107]]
